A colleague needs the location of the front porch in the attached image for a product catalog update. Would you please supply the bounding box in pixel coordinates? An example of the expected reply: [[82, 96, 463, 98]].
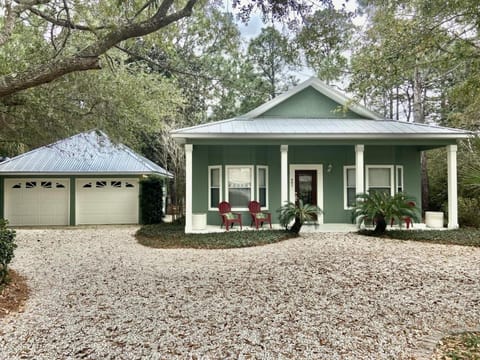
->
[[186, 222, 436, 234]]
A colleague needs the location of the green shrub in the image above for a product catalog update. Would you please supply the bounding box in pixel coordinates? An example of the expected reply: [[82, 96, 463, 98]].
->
[[278, 200, 322, 234], [140, 175, 164, 225], [352, 192, 421, 234], [0, 219, 17, 286], [458, 197, 480, 228]]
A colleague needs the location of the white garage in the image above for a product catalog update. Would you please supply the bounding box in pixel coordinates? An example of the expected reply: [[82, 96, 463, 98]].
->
[[4, 179, 70, 226], [76, 179, 139, 225], [0, 130, 172, 226]]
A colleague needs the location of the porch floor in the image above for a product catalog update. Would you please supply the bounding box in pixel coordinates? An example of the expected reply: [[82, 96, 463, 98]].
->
[[190, 222, 434, 234]]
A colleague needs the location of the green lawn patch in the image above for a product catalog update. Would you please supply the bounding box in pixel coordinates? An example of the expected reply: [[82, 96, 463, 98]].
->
[[358, 228, 480, 247], [434, 331, 480, 359], [136, 222, 296, 249]]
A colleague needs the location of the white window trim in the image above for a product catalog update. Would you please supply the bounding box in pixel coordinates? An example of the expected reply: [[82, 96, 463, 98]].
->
[[226, 165, 254, 211], [256, 166, 269, 210], [344, 165, 356, 210], [208, 165, 222, 211], [396, 165, 404, 193], [366, 165, 395, 196]]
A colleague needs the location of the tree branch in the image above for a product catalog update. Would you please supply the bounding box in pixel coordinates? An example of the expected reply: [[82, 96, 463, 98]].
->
[[27, 6, 107, 31], [0, 0, 199, 97]]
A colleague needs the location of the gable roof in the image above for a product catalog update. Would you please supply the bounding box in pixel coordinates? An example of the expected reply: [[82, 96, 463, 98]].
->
[[0, 130, 173, 177], [242, 77, 383, 120], [172, 77, 471, 141]]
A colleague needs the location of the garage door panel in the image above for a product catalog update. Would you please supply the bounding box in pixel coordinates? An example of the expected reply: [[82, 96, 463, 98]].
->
[[4, 179, 69, 226], [76, 179, 139, 225]]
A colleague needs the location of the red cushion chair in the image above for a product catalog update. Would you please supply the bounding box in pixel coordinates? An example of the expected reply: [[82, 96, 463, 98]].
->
[[248, 200, 272, 229], [218, 201, 242, 231], [390, 201, 416, 229]]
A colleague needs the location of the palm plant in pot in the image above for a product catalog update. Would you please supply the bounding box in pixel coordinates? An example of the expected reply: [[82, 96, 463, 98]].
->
[[278, 200, 323, 234], [352, 192, 421, 234]]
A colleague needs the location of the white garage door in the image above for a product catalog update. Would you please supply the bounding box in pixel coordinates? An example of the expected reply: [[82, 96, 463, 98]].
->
[[4, 179, 70, 226], [76, 179, 139, 225]]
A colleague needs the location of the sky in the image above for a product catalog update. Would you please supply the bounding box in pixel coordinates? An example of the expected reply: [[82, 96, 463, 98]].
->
[[223, 0, 361, 81]]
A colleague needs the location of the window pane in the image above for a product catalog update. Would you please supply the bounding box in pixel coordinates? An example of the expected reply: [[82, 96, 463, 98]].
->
[[210, 188, 220, 208], [347, 168, 356, 187], [258, 168, 266, 187], [229, 188, 250, 208], [211, 168, 220, 187], [227, 167, 252, 208], [228, 168, 251, 188], [369, 187, 391, 196], [259, 188, 267, 207], [347, 188, 356, 207], [369, 168, 390, 187], [397, 167, 403, 192]]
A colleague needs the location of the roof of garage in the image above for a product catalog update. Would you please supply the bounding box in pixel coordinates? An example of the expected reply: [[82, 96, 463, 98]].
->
[[0, 130, 173, 177]]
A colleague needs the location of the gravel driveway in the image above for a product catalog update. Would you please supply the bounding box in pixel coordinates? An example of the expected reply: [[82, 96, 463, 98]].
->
[[1, 227, 479, 359]]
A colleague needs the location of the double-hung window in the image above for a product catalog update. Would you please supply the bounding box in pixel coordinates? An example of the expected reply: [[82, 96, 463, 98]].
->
[[344, 166, 356, 209], [257, 166, 268, 208], [208, 166, 222, 210], [366, 165, 394, 196], [226, 166, 254, 210]]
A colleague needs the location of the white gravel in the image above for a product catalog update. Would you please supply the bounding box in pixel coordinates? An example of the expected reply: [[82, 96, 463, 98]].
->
[[1, 227, 479, 359]]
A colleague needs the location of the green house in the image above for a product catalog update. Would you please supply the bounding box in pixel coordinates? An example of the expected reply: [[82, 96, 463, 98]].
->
[[172, 77, 470, 232]]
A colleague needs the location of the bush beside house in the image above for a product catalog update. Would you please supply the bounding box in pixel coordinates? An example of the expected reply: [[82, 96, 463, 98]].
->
[[0, 220, 16, 286], [140, 175, 164, 225]]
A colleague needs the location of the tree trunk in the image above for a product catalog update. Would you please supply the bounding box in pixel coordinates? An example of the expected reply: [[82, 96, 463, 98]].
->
[[374, 214, 387, 234], [289, 216, 302, 234]]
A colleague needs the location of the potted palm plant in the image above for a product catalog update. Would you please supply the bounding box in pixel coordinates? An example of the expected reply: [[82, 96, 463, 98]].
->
[[352, 192, 421, 234], [278, 200, 323, 234]]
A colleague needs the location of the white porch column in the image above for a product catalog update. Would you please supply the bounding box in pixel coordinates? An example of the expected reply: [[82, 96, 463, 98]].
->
[[355, 144, 365, 195], [280, 145, 288, 205], [185, 144, 193, 233], [447, 144, 459, 229]]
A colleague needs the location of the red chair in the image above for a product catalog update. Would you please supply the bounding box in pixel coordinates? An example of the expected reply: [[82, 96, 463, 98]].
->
[[218, 201, 242, 231], [391, 201, 416, 229], [248, 201, 272, 229]]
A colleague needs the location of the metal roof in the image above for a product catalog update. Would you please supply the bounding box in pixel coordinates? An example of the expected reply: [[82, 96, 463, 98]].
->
[[172, 77, 471, 141], [0, 130, 173, 177], [171, 117, 471, 140]]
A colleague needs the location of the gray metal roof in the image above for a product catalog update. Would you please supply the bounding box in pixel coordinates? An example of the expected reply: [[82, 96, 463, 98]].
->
[[172, 117, 471, 140], [0, 130, 173, 177]]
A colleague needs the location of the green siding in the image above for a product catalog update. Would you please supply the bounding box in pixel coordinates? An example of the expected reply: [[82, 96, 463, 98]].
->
[[192, 144, 424, 226], [70, 176, 76, 225], [259, 87, 365, 119]]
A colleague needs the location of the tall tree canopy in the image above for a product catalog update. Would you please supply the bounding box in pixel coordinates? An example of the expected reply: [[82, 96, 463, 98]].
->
[[0, 0, 315, 98]]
